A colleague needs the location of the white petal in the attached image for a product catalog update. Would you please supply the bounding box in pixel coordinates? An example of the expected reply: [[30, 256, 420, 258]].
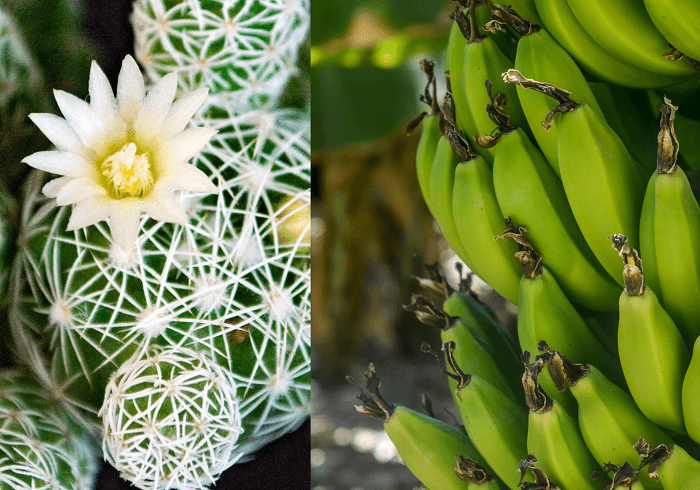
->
[[23, 151, 91, 177], [160, 87, 209, 138], [53, 90, 104, 148], [117, 55, 145, 123], [133, 72, 178, 139], [108, 200, 142, 249], [42, 176, 73, 198], [67, 196, 111, 230], [28, 113, 87, 155], [162, 127, 216, 166], [140, 189, 187, 224], [89, 61, 118, 123], [161, 163, 217, 194], [55, 177, 106, 205]]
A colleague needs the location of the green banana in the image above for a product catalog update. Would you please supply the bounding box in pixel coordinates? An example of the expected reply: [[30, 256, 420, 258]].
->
[[442, 279, 522, 396], [429, 134, 468, 257], [611, 234, 690, 435], [444, 340, 530, 488], [455, 456, 506, 490], [442, 317, 521, 405], [683, 335, 700, 445], [523, 352, 609, 490], [639, 97, 700, 346], [443, 288, 518, 358], [484, 102, 621, 311], [408, 296, 521, 405], [349, 364, 493, 490], [498, 0, 541, 26], [409, 59, 443, 211], [447, 7, 479, 143], [588, 82, 658, 176], [636, 438, 700, 489], [488, 5, 602, 178], [517, 454, 561, 489], [504, 70, 647, 286], [565, 0, 698, 77], [594, 462, 646, 490], [460, 3, 527, 164], [446, 109, 521, 305], [534, 0, 688, 89], [642, 0, 700, 63], [497, 223, 625, 417], [543, 344, 672, 490]]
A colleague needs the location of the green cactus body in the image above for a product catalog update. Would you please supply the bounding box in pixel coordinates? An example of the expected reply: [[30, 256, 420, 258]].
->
[[12, 100, 309, 488], [131, 0, 310, 110], [0, 369, 98, 490]]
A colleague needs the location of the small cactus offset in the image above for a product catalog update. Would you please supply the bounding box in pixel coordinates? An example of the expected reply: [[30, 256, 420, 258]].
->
[[99, 344, 243, 489]]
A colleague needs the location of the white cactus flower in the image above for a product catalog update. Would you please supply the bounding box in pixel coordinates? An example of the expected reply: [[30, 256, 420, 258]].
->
[[22, 54, 217, 250]]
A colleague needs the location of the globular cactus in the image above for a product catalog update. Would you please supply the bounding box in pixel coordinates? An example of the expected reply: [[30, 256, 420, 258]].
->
[[100, 344, 242, 489]]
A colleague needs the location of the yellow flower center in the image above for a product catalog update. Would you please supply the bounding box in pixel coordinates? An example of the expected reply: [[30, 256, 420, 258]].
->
[[101, 142, 153, 198]]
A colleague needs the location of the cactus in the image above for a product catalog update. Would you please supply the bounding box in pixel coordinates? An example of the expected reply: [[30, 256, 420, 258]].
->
[[0, 368, 98, 490], [0, 0, 309, 486], [131, 0, 311, 111]]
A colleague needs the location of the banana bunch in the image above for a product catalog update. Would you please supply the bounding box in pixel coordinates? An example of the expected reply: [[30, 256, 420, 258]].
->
[[349, 0, 700, 486]]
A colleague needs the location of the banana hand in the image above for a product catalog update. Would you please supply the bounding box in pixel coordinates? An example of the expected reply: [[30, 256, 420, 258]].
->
[[349, 364, 493, 490]]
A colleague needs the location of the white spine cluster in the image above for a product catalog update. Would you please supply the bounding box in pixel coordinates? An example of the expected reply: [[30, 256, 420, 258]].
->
[[131, 0, 310, 111], [100, 345, 242, 490]]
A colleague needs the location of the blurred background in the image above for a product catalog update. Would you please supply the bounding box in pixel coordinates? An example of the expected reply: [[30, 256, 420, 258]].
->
[[310, 1, 517, 489]]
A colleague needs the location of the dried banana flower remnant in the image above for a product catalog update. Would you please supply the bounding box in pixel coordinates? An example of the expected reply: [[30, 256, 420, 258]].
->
[[23, 55, 217, 250]]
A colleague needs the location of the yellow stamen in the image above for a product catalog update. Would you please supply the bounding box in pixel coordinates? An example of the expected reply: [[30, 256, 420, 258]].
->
[[101, 142, 153, 198]]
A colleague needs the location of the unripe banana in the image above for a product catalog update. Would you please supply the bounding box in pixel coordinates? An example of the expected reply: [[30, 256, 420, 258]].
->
[[611, 234, 690, 435], [409, 59, 443, 211], [445, 340, 530, 488], [682, 335, 700, 445], [522, 353, 609, 490], [444, 315, 521, 404], [588, 82, 658, 176], [594, 462, 646, 490], [489, 6, 602, 178], [566, 0, 698, 77], [642, 0, 700, 62], [455, 456, 507, 490], [443, 102, 520, 304], [447, 7, 477, 140], [349, 364, 493, 490], [498, 223, 625, 417], [543, 345, 671, 490], [448, 4, 493, 165], [499, 0, 541, 26], [485, 104, 621, 311], [460, 9, 527, 164], [443, 288, 518, 362], [639, 97, 700, 347], [428, 131, 471, 263], [504, 70, 646, 285], [636, 438, 700, 489], [535, 0, 687, 89], [442, 286, 522, 399]]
